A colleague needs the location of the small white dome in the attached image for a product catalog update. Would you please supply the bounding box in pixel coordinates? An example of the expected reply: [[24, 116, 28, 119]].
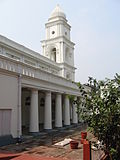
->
[[50, 4, 66, 19]]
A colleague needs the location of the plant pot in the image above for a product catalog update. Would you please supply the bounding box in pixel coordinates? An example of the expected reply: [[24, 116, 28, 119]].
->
[[81, 131, 87, 139], [70, 140, 79, 149]]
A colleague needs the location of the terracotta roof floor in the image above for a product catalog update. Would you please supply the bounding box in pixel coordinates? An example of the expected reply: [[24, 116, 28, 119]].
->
[[0, 153, 68, 160], [0, 124, 103, 160]]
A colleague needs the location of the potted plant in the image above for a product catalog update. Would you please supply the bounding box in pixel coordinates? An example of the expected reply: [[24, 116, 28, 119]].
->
[[81, 131, 87, 139], [81, 131, 87, 144], [70, 140, 79, 149]]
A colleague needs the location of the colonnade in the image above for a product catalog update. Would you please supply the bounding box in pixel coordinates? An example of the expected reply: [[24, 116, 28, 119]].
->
[[26, 89, 78, 133]]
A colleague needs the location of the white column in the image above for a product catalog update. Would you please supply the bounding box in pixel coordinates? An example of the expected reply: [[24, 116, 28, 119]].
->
[[64, 95, 70, 125], [55, 93, 62, 127], [72, 97, 78, 124], [44, 91, 52, 129], [29, 89, 39, 132], [17, 74, 22, 137], [60, 42, 64, 62]]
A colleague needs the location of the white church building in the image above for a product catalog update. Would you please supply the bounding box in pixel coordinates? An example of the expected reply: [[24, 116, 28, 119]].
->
[[0, 5, 80, 144]]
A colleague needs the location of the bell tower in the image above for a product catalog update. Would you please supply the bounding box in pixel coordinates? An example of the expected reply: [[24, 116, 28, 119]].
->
[[41, 5, 76, 81]]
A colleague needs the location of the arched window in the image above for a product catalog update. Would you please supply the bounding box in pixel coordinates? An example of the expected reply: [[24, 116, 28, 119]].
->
[[51, 48, 56, 62]]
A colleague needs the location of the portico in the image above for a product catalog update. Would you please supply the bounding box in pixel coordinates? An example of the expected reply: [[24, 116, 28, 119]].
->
[[21, 86, 79, 135]]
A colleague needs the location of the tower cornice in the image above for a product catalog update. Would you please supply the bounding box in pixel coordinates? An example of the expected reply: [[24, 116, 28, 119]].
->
[[41, 36, 75, 46], [45, 19, 71, 29]]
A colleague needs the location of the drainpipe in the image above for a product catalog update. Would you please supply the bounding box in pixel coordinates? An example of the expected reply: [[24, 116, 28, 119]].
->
[[17, 74, 22, 141]]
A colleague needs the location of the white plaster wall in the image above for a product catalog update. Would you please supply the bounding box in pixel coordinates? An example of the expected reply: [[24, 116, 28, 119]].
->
[[46, 27, 50, 39], [0, 73, 18, 138], [50, 26, 57, 39], [65, 46, 74, 66], [64, 26, 70, 39], [56, 42, 61, 63]]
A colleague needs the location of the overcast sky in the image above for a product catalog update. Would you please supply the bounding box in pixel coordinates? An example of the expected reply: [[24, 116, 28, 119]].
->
[[0, 0, 120, 83]]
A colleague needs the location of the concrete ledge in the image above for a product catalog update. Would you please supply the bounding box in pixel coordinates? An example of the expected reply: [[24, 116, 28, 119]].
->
[[44, 129, 58, 134], [29, 132, 41, 136], [0, 135, 17, 147]]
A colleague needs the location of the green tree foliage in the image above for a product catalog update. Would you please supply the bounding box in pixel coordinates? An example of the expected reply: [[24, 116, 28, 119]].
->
[[77, 74, 120, 160]]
